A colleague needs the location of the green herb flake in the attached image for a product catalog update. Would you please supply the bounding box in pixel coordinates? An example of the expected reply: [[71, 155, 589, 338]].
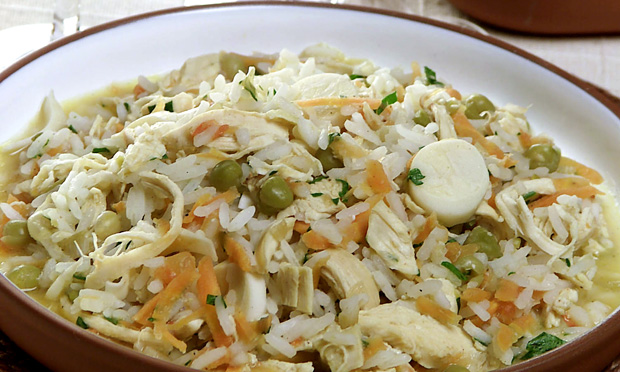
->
[[76, 316, 89, 329], [331, 198, 339, 205], [72, 273, 86, 281], [147, 104, 156, 113], [508, 271, 516, 276], [302, 252, 310, 264], [308, 175, 328, 184], [447, 238, 457, 243], [123, 102, 131, 112], [147, 317, 156, 322], [564, 258, 571, 267], [269, 170, 278, 176], [184, 360, 192, 366], [441, 261, 467, 281], [161, 153, 169, 160], [328, 132, 341, 145], [311, 193, 324, 197], [456, 297, 461, 312], [407, 168, 425, 186], [375, 91, 398, 115], [361, 339, 370, 347], [206, 294, 217, 306], [336, 179, 351, 202], [522, 191, 537, 203], [241, 77, 258, 101], [68, 125, 78, 134], [104, 316, 119, 325], [92, 147, 110, 154], [424, 66, 444, 87], [164, 101, 174, 112], [349, 74, 366, 80], [521, 332, 565, 360], [413, 242, 423, 249]]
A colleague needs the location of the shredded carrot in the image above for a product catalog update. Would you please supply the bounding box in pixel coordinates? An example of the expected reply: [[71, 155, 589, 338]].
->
[[197, 257, 233, 347], [168, 307, 207, 331], [416, 295, 461, 325], [363, 336, 387, 359], [445, 242, 478, 263], [192, 120, 230, 139], [152, 269, 198, 322], [494, 301, 518, 325], [133, 84, 146, 97], [413, 213, 438, 245], [159, 328, 188, 352], [494, 279, 521, 302], [302, 230, 333, 251], [341, 209, 371, 245], [452, 112, 505, 159], [293, 221, 310, 235], [366, 159, 392, 194], [294, 97, 382, 110], [133, 291, 163, 325], [446, 88, 462, 100], [462, 288, 492, 303], [224, 235, 252, 272], [528, 185, 601, 210], [154, 251, 195, 286], [558, 157, 603, 185], [234, 313, 259, 343], [494, 323, 518, 352], [509, 313, 538, 337]]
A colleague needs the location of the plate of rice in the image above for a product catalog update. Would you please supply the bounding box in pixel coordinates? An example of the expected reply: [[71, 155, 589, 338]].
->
[[1, 2, 620, 372]]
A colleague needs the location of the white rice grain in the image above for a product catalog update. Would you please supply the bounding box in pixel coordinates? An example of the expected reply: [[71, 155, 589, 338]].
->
[[190, 347, 228, 370]]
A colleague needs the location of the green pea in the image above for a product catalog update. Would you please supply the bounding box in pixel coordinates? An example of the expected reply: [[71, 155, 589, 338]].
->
[[465, 226, 502, 259], [445, 97, 461, 115], [259, 176, 294, 212], [219, 53, 247, 81], [443, 366, 470, 372], [210, 160, 243, 192], [315, 148, 343, 172], [7, 264, 41, 290], [464, 94, 495, 120], [94, 211, 122, 239], [413, 109, 431, 126], [524, 144, 561, 173], [2, 220, 31, 247], [455, 255, 485, 276]]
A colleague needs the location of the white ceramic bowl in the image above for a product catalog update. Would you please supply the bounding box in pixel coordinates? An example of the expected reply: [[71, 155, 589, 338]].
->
[[1, 2, 619, 372]]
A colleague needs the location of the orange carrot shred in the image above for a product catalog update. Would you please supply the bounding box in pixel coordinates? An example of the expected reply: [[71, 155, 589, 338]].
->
[[366, 159, 392, 194], [453, 112, 504, 159]]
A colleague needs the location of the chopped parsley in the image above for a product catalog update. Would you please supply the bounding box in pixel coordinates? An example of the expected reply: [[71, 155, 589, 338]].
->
[[308, 175, 328, 184], [447, 238, 457, 243], [240, 77, 258, 101], [92, 147, 110, 154], [147, 104, 156, 113], [520, 332, 565, 360], [162, 153, 169, 160], [456, 297, 461, 312], [328, 132, 341, 145], [349, 74, 366, 80], [123, 102, 131, 112], [147, 317, 156, 322], [72, 273, 86, 281], [407, 168, 425, 185], [424, 66, 444, 87], [508, 271, 516, 276], [68, 125, 78, 134], [564, 258, 571, 267], [268, 170, 278, 176], [441, 261, 467, 281], [375, 91, 398, 115], [302, 252, 310, 264], [104, 316, 119, 325], [522, 191, 537, 203], [164, 101, 174, 112], [206, 294, 227, 308], [361, 338, 370, 347], [336, 179, 350, 203], [76, 316, 89, 329], [413, 242, 423, 249], [331, 198, 339, 205], [311, 192, 324, 197], [184, 360, 192, 366]]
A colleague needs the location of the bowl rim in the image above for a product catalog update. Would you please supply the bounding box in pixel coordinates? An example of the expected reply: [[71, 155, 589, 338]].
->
[[0, 2, 619, 372]]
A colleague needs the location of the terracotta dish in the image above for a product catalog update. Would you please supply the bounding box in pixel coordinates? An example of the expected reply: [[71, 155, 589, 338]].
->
[[447, 0, 620, 35], [1, 2, 620, 372]]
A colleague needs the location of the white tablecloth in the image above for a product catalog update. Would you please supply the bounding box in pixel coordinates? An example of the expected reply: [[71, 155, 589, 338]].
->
[[1, 0, 619, 97]]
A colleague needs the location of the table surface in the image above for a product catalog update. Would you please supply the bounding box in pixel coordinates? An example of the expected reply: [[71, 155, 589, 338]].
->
[[0, 1, 619, 371]]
